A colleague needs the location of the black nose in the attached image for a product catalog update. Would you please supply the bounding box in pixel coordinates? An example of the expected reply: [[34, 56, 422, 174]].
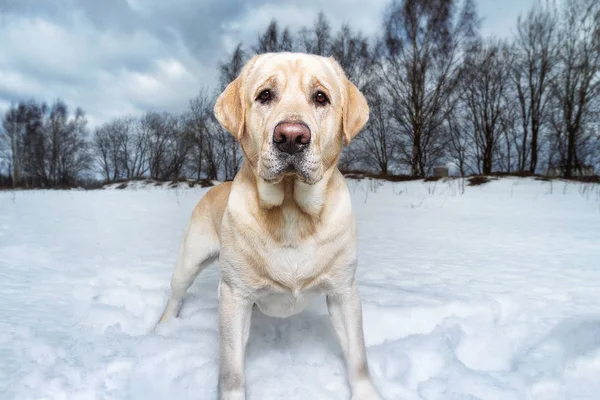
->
[[273, 122, 311, 155]]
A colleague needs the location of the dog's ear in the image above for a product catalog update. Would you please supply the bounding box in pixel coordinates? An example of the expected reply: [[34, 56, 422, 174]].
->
[[214, 55, 260, 140], [329, 57, 369, 145], [342, 79, 369, 145], [214, 76, 244, 140]]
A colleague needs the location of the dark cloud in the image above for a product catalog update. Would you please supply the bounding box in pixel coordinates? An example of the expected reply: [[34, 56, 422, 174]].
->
[[0, 0, 533, 127]]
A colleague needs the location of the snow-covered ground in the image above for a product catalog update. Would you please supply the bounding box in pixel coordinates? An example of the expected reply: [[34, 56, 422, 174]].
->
[[1, 177, 600, 400]]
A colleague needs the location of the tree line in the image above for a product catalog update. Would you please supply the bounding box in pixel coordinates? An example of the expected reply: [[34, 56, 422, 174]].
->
[[1, 100, 90, 187], [1, 0, 599, 188]]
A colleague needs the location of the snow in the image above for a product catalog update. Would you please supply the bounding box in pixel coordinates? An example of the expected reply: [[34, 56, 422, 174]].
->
[[1, 177, 600, 400]]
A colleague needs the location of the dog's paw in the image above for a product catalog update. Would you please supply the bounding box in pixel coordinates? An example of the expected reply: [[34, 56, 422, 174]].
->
[[220, 390, 245, 400], [351, 380, 381, 400], [156, 297, 182, 326]]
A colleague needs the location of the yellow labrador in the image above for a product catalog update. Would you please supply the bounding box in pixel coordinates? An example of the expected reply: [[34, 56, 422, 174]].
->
[[157, 52, 380, 400]]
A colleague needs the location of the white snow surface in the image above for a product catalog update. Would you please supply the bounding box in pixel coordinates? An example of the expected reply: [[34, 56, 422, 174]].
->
[[1, 177, 600, 400]]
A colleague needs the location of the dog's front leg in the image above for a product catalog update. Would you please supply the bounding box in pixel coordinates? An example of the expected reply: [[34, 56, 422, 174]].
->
[[218, 279, 253, 400], [327, 281, 380, 400]]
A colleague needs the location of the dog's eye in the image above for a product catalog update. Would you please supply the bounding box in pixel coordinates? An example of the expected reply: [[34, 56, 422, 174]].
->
[[257, 90, 272, 104], [314, 91, 329, 105]]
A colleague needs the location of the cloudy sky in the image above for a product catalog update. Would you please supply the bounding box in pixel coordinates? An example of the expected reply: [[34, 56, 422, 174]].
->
[[0, 0, 534, 128]]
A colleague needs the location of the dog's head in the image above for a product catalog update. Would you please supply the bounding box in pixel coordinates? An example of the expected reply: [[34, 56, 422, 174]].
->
[[214, 52, 369, 185]]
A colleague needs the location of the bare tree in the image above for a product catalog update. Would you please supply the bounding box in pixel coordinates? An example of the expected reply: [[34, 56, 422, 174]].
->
[[186, 89, 212, 180], [46, 100, 67, 184], [45, 100, 90, 185], [298, 12, 332, 56], [331, 24, 377, 91], [92, 125, 112, 181], [3, 101, 47, 187], [2, 105, 21, 186], [123, 117, 149, 179], [380, 0, 478, 177], [143, 112, 192, 181], [512, 5, 558, 173], [0, 126, 10, 182], [445, 102, 470, 176], [549, 0, 600, 178], [2, 99, 90, 187], [93, 118, 128, 181], [254, 19, 295, 54], [356, 88, 396, 174], [56, 107, 91, 185], [254, 19, 280, 53], [462, 39, 512, 174], [497, 97, 522, 173], [281, 27, 294, 51]]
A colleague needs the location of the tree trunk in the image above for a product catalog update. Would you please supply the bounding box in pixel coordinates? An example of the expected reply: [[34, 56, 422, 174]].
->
[[529, 119, 539, 173], [10, 134, 19, 188], [565, 128, 576, 178]]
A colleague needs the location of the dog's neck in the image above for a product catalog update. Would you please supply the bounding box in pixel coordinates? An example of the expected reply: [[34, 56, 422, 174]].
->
[[240, 162, 335, 218]]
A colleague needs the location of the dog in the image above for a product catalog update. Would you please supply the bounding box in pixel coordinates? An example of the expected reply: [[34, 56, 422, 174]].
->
[[157, 52, 380, 400]]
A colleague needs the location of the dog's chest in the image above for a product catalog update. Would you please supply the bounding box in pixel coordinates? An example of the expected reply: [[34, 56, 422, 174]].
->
[[241, 241, 332, 318], [262, 241, 323, 285], [251, 239, 346, 318]]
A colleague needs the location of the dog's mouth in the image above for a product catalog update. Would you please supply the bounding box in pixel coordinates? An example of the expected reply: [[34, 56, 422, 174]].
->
[[260, 147, 323, 185], [261, 163, 318, 185]]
